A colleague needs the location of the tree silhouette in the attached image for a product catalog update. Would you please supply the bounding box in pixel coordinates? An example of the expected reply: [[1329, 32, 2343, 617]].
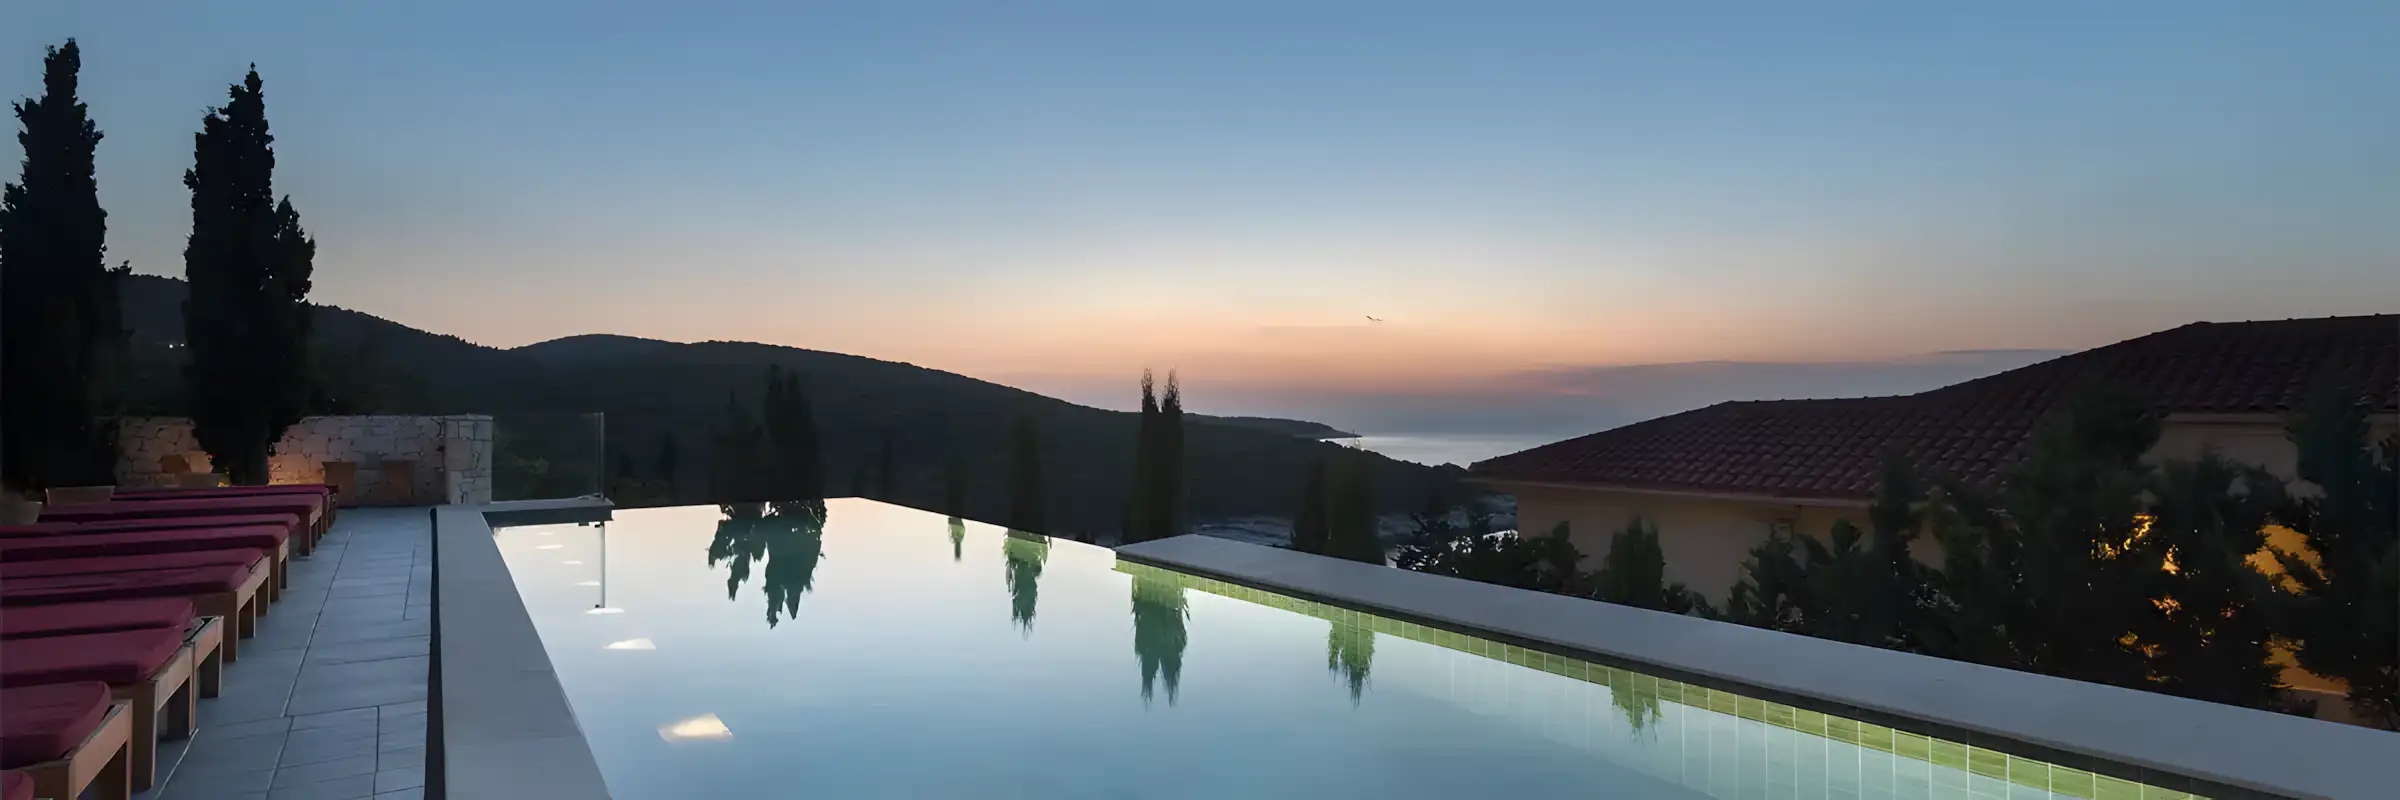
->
[[1289, 459, 1330, 554], [1, 39, 122, 491], [1124, 372, 1158, 543], [1325, 450, 1383, 563], [183, 66, 313, 484], [1002, 530, 1049, 634], [1007, 415, 1046, 534], [706, 503, 828, 629], [1125, 371, 1189, 544], [1326, 620, 1375, 705], [2136, 451, 2302, 713], [943, 446, 968, 520], [1592, 517, 1708, 615], [762, 366, 824, 505], [2274, 380, 2398, 726], [948, 516, 965, 562], [1130, 571, 1189, 707]]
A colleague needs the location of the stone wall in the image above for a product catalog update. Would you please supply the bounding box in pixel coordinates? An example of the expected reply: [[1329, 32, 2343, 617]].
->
[[116, 415, 496, 506]]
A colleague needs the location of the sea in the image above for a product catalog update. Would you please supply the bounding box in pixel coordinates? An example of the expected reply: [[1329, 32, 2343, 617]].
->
[[1341, 433, 1557, 468]]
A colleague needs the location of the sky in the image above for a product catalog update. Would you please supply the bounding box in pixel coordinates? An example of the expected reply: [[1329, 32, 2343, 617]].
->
[[5, 1, 2397, 436]]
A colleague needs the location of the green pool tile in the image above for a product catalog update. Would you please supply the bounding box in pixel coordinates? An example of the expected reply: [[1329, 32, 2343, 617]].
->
[[2139, 785, 2192, 800], [1859, 723, 1896, 752], [1765, 702, 1797, 729], [1826, 716, 1860, 744], [1735, 696, 1766, 722], [2093, 775, 2144, 800], [1929, 739, 1968, 771], [1893, 731, 1930, 761], [2049, 767, 2096, 799], [1794, 708, 1828, 736], [2007, 759, 2049, 791], [1967, 748, 2009, 780]]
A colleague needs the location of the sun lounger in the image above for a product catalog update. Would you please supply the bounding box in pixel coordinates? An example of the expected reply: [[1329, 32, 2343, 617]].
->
[[1, 769, 31, 800], [114, 484, 336, 527], [0, 511, 302, 540], [0, 526, 290, 596], [0, 682, 132, 800], [0, 548, 279, 603], [0, 599, 193, 640], [0, 563, 265, 661], [0, 631, 195, 790], [39, 496, 325, 552]]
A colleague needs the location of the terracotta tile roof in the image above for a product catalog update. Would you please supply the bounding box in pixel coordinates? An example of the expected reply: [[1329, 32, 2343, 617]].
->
[[1470, 315, 2398, 500]]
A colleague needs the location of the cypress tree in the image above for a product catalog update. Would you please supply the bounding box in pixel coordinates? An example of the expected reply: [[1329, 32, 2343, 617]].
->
[[873, 430, 896, 499], [654, 432, 679, 484], [183, 66, 312, 485], [2, 40, 121, 490], [1290, 459, 1330, 554], [943, 446, 968, 520], [1156, 371, 1186, 538], [1125, 371, 1159, 542], [1325, 450, 1382, 564], [2274, 380, 2398, 727], [761, 367, 823, 504], [1006, 414, 1046, 534]]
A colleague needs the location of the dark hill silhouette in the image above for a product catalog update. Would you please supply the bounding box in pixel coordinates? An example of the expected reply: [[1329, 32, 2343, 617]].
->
[[117, 275, 1448, 538]]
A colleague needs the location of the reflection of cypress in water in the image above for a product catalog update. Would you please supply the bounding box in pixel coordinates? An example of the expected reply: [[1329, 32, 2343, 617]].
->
[[1002, 530, 1050, 634], [948, 517, 965, 562], [1130, 572, 1188, 707], [1326, 621, 1375, 705], [705, 503, 828, 628], [1607, 667, 1661, 737]]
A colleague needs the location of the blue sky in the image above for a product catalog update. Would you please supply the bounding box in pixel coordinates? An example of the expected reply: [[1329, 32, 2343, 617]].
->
[[5, 1, 2395, 431]]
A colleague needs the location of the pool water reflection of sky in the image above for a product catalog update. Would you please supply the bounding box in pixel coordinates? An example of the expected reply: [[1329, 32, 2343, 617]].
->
[[496, 500, 2142, 800]]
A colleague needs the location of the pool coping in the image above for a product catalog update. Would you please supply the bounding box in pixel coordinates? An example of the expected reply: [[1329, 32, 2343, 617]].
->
[[1115, 534, 2400, 800], [433, 498, 617, 800]]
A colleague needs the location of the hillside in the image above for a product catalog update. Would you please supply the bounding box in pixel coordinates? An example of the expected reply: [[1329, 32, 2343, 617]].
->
[[118, 276, 1452, 538]]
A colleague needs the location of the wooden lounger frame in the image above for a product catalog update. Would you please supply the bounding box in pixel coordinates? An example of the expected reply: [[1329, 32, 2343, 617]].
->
[[110, 643, 194, 791], [17, 700, 134, 800]]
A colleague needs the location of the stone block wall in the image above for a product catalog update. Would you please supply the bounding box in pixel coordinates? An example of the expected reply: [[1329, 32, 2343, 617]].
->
[[116, 414, 496, 506]]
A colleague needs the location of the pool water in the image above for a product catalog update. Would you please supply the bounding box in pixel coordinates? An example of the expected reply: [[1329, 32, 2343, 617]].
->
[[496, 501, 2163, 800]]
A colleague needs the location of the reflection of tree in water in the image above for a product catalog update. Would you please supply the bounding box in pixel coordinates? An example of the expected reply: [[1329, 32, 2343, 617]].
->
[[1606, 668, 1662, 737], [948, 517, 965, 562], [1002, 530, 1050, 634], [706, 502, 828, 628], [1326, 621, 1375, 705], [1129, 572, 1189, 707]]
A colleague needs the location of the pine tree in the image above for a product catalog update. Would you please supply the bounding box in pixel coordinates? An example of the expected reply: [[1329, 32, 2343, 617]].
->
[[2, 40, 121, 490], [1325, 450, 1382, 564], [1921, 387, 2158, 687], [2275, 380, 2399, 727], [1006, 415, 1046, 534], [1290, 459, 1330, 554], [2137, 451, 2303, 713], [708, 391, 768, 504], [183, 66, 312, 485]]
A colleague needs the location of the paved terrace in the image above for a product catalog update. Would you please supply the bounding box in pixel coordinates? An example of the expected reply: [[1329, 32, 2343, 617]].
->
[[143, 507, 432, 800]]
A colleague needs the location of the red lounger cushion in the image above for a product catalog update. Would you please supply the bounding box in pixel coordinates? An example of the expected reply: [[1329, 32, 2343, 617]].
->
[[0, 565, 251, 607], [1, 769, 30, 800], [0, 682, 113, 769], [0, 523, 79, 540], [39, 495, 320, 526], [117, 485, 330, 501], [0, 526, 288, 563], [4, 513, 302, 539], [1, 629, 181, 686], [1, 549, 266, 579], [0, 598, 197, 640]]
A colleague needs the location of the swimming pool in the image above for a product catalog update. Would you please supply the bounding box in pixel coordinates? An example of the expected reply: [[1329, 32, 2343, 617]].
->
[[495, 500, 2198, 799]]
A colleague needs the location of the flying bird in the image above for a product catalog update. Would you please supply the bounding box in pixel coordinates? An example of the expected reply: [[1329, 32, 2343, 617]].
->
[[1365, 316, 1383, 323]]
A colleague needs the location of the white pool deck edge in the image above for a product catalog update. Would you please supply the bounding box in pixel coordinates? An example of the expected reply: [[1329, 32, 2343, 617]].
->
[[433, 498, 616, 800], [1116, 534, 2400, 800]]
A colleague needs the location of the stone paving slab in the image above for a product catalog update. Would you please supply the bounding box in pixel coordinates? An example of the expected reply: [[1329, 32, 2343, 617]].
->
[[146, 507, 432, 800]]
